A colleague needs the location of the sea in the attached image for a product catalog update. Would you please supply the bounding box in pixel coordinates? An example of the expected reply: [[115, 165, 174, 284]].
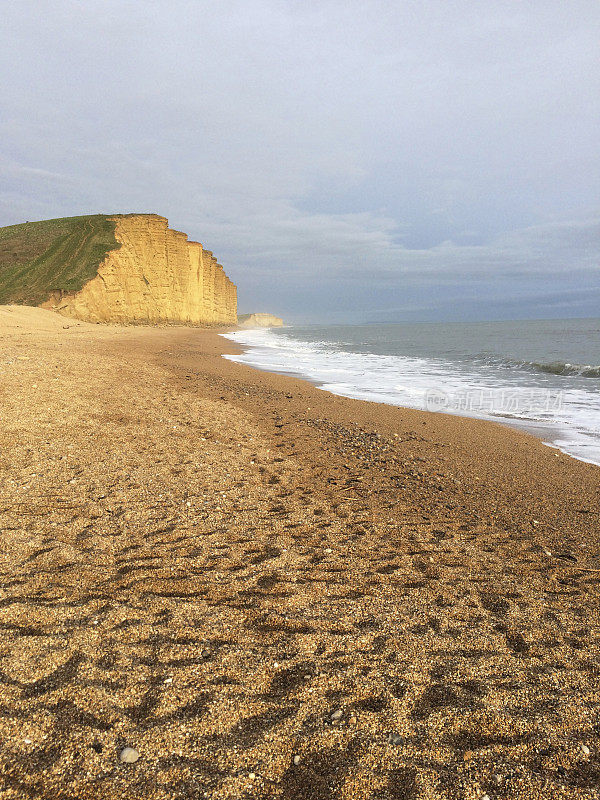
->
[[221, 318, 600, 467]]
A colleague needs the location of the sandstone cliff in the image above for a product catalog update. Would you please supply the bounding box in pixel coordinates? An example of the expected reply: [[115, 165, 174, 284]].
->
[[237, 313, 284, 329], [41, 214, 237, 326]]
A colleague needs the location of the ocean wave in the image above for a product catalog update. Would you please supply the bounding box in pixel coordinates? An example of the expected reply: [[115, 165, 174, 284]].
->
[[532, 361, 600, 377], [221, 328, 600, 467], [475, 354, 600, 378]]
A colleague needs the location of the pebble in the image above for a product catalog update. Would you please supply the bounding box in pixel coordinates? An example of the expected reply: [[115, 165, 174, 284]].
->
[[388, 732, 403, 745], [248, 773, 256, 780], [119, 747, 140, 764], [481, 795, 491, 800], [581, 744, 591, 755], [544, 549, 552, 556], [492, 774, 502, 785], [331, 709, 343, 721], [293, 755, 301, 765], [324, 548, 333, 554]]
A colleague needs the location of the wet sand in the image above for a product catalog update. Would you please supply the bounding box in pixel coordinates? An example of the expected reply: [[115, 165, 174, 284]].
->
[[0, 306, 599, 800]]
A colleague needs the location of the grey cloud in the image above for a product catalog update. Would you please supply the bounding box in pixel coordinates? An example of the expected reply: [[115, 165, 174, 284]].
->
[[0, 0, 599, 321]]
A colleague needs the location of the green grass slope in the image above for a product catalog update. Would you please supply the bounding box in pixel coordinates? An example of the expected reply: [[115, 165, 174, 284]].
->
[[0, 214, 121, 305]]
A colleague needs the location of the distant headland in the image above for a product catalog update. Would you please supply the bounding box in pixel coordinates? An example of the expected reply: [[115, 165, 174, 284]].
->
[[237, 312, 284, 328]]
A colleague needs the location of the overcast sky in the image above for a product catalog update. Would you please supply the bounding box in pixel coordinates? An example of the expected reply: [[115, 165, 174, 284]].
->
[[1, 0, 599, 322]]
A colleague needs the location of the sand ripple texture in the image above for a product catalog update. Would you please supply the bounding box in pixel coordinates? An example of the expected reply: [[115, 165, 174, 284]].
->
[[0, 306, 599, 799]]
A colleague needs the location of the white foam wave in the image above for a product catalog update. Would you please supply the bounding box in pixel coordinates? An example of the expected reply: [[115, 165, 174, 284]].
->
[[221, 328, 600, 467]]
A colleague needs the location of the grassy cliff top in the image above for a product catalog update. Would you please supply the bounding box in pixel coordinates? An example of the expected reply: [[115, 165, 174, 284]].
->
[[0, 214, 122, 305]]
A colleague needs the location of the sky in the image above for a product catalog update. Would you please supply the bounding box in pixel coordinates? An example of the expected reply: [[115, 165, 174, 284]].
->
[[1, 0, 599, 323]]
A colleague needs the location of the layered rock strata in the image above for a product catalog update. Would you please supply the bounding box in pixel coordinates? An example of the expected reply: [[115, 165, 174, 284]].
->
[[42, 214, 237, 325]]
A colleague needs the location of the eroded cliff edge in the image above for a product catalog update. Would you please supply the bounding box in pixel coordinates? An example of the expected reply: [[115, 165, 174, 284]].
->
[[40, 214, 237, 325]]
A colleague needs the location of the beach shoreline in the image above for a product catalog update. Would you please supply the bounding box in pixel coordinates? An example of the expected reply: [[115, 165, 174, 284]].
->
[[1, 306, 599, 799], [221, 329, 600, 466], [219, 331, 573, 462]]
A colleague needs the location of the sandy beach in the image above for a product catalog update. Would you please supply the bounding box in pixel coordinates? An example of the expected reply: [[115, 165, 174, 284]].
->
[[0, 306, 599, 800]]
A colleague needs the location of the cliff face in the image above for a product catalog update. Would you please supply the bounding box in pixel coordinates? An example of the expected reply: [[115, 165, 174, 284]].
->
[[41, 215, 237, 325], [238, 313, 284, 329]]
